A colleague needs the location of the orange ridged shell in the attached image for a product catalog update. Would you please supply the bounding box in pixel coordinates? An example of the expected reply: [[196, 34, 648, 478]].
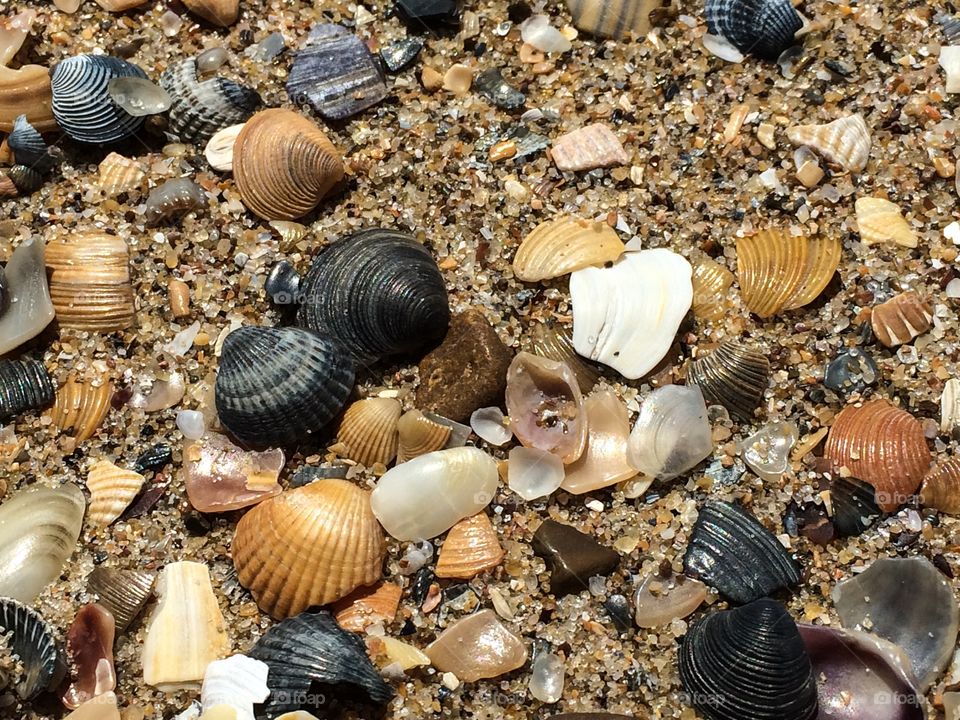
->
[[396, 410, 451, 463], [0, 66, 56, 134], [824, 399, 931, 512], [50, 372, 113, 442], [435, 512, 504, 579], [332, 581, 402, 632], [231, 479, 386, 619], [335, 398, 402, 467], [870, 291, 933, 348], [920, 458, 960, 515], [691, 257, 734, 322]]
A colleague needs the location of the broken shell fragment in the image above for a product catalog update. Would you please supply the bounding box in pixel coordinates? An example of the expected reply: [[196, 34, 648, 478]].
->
[[626, 385, 713, 481], [425, 609, 527, 682], [435, 512, 504, 579], [513, 216, 625, 281], [508, 445, 566, 500], [738, 421, 797, 481], [182, 0, 240, 27], [199, 655, 270, 720], [62, 603, 116, 710], [0, 597, 64, 700], [529, 321, 602, 392], [690, 257, 734, 322], [395, 409, 449, 463], [870, 291, 933, 348], [85, 459, 145, 526], [687, 341, 770, 422], [332, 581, 402, 632], [183, 431, 284, 513], [855, 197, 918, 248], [562, 389, 636, 494], [97, 152, 145, 196], [551, 123, 629, 172], [86, 566, 155, 632], [64, 693, 120, 720], [470, 406, 512, 446], [942, 378, 960, 436], [0, 358, 54, 423], [0, 237, 55, 356], [106, 76, 171, 117], [565, 0, 661, 39], [940, 46, 960, 93], [828, 476, 882, 538], [786, 114, 871, 173], [633, 573, 707, 628], [920, 457, 960, 514], [204, 123, 244, 172], [370, 636, 431, 672], [144, 177, 207, 226], [705, 0, 802, 60], [51, 372, 113, 443]]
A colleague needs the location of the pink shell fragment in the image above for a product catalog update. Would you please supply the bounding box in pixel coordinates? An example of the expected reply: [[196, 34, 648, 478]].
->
[[551, 123, 629, 172], [183, 432, 284, 513]]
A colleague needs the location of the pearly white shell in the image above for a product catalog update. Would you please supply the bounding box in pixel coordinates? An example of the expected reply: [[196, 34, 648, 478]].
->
[[626, 385, 712, 480], [200, 654, 270, 720], [941, 46, 960, 93]]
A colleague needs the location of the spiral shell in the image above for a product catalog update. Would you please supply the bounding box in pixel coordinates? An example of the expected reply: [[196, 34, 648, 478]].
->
[[51, 372, 113, 442], [232, 479, 387, 619], [786, 115, 871, 174], [705, 0, 802, 60], [870, 291, 933, 348], [855, 197, 918, 248], [920, 457, 960, 514], [87, 566, 155, 632], [85, 460, 145, 526], [691, 257, 734, 322], [0, 598, 64, 700], [435, 512, 504, 579], [396, 409, 451, 462], [0, 358, 54, 422], [687, 340, 770, 422], [513, 216, 625, 281], [97, 152, 145, 196], [335, 397, 402, 467]]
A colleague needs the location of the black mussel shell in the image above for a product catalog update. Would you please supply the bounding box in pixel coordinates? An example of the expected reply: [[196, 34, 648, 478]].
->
[[704, 0, 803, 60], [687, 340, 770, 422], [0, 359, 55, 423], [0, 597, 65, 699], [684, 500, 801, 604], [829, 476, 881, 537]]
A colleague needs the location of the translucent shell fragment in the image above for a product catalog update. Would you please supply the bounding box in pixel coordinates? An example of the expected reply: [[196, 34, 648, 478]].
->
[[561, 388, 636, 494]]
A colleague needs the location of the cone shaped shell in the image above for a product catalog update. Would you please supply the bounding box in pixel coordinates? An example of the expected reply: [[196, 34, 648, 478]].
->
[[50, 372, 113, 442], [687, 341, 770, 422], [232, 479, 386, 619], [87, 566, 155, 632], [691, 257, 734, 322], [435, 512, 504, 579], [786, 115, 871, 173], [920, 457, 960, 514], [871, 291, 933, 348], [513, 216, 625, 281], [855, 197, 918, 248], [561, 388, 636, 494], [396, 409, 451, 462], [332, 582, 402, 632], [85, 460, 145, 526], [336, 397, 401, 467]]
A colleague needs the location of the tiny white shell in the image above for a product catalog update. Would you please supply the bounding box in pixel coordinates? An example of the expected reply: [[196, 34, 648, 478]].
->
[[204, 123, 245, 172], [200, 654, 270, 720]]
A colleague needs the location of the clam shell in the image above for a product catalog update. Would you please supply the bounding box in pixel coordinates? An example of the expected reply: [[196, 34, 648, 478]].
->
[[736, 229, 841, 318], [823, 399, 930, 512], [204, 123, 244, 172], [684, 500, 801, 604], [144, 177, 207, 226], [565, 0, 661, 39], [513, 216, 625, 281], [425, 609, 527, 682], [396, 409, 451, 463], [435, 512, 504, 579], [51, 371, 113, 442], [0, 597, 64, 700], [679, 599, 818, 720], [62, 603, 116, 709], [786, 114, 871, 173], [85, 460, 145, 526], [232, 479, 386, 619], [8, 114, 56, 174], [247, 610, 393, 716], [528, 321, 602, 392], [855, 197, 918, 248], [296, 228, 449, 363], [870, 291, 933, 348], [691, 257, 734, 322], [561, 388, 636, 494], [626, 384, 713, 481], [214, 325, 356, 448], [97, 152, 145, 196], [705, 0, 802, 60], [332, 581, 402, 632], [687, 340, 770, 422], [200, 655, 270, 720], [86, 566, 155, 632], [551, 123, 629, 172], [8, 163, 43, 193], [336, 397, 402, 467], [232, 108, 343, 221], [920, 457, 960, 514], [0, 358, 54, 422], [0, 65, 55, 134], [182, 0, 239, 26], [571, 248, 692, 379], [828, 476, 881, 537], [50, 55, 147, 144]]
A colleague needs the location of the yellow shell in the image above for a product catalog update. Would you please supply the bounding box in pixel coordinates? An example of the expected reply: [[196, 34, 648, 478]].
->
[[335, 398, 402, 467], [870, 291, 933, 348], [50, 372, 114, 442], [565, 0, 661, 39], [396, 410, 451, 463], [786, 114, 871, 173], [233, 109, 344, 221], [736, 229, 841, 318], [86, 460, 145, 526], [435, 512, 504, 579], [332, 581, 402, 632], [855, 197, 917, 248], [97, 153, 145, 197], [920, 458, 960, 515], [181, 0, 238, 26], [513, 216, 625, 281], [691, 257, 734, 322]]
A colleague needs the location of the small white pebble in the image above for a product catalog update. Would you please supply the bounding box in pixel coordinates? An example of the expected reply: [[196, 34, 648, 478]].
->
[[442, 672, 460, 690], [585, 499, 604, 512], [176, 410, 206, 440]]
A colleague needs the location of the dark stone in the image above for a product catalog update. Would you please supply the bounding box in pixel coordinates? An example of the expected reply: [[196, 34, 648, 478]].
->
[[532, 519, 619, 597], [416, 309, 513, 422], [132, 443, 172, 473], [380, 37, 424, 73], [265, 260, 301, 305], [474, 68, 526, 110], [290, 462, 349, 488], [603, 594, 632, 633], [395, 0, 461, 30], [823, 348, 879, 395], [507, 1, 532, 23]]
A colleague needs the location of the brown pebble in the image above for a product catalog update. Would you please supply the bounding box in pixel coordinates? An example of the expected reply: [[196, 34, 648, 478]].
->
[[443, 63, 474, 94], [167, 278, 190, 318], [488, 140, 518, 162], [421, 66, 443, 92]]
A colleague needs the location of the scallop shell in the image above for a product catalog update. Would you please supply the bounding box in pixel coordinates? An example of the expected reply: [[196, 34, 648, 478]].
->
[[85, 459, 145, 526], [396, 409, 451, 463], [435, 512, 504, 579], [528, 321, 602, 392], [45, 232, 135, 331], [786, 115, 871, 173], [50, 55, 147, 144], [691, 257, 734, 322], [296, 229, 450, 363], [87, 566, 155, 632], [855, 197, 918, 248], [823, 399, 931, 511], [332, 581, 402, 632], [214, 325, 356, 448], [736, 229, 841, 318], [8, 114, 56, 174], [565, 0, 661, 39], [0, 597, 64, 700], [232, 479, 386, 619], [920, 457, 960, 514], [144, 177, 207, 226], [687, 340, 770, 422], [182, 0, 239, 26], [551, 123, 630, 172], [200, 655, 269, 720], [335, 397, 402, 467], [871, 291, 933, 348], [513, 216, 625, 281], [705, 0, 802, 60], [0, 358, 54, 422], [97, 152, 145, 196], [51, 372, 113, 442], [232, 108, 344, 221]]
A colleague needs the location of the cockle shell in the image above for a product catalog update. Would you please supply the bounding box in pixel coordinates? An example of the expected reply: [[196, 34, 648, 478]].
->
[[144, 177, 207, 225], [0, 358, 54, 422], [51, 372, 113, 442], [435, 512, 504, 579], [687, 340, 770, 422], [528, 321, 602, 392], [920, 457, 960, 514], [855, 197, 918, 248], [561, 388, 636, 494], [85, 460, 145, 526], [182, 0, 240, 26], [87, 566, 155, 632], [571, 248, 692, 379], [332, 581, 402, 632], [336, 397, 402, 467], [97, 152, 145, 196], [786, 115, 871, 173], [396, 409, 451, 462], [0, 597, 64, 700], [551, 123, 630, 172], [0, 237, 55, 355], [691, 257, 734, 322], [8, 114, 56, 174], [627, 385, 713, 481], [824, 399, 931, 512], [0, 12, 56, 133], [513, 216, 625, 281], [565, 0, 661, 39], [62, 603, 116, 709], [183, 431, 284, 513], [199, 655, 270, 720], [705, 0, 802, 60], [232, 479, 386, 619], [736, 229, 841, 318], [871, 291, 933, 348], [425, 609, 528, 682]]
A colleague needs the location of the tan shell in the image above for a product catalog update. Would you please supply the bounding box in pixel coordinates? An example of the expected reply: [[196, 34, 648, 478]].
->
[[871, 291, 933, 348], [435, 512, 504, 579], [786, 114, 871, 173], [332, 581, 402, 632], [425, 609, 527, 682], [824, 399, 931, 512], [181, 0, 239, 26], [233, 108, 344, 221], [368, 636, 431, 671], [45, 232, 135, 331], [920, 458, 960, 514], [528, 321, 601, 393], [87, 566, 155, 632], [855, 197, 918, 248], [86, 460, 145, 526], [396, 410, 451, 463], [561, 388, 636, 494], [565, 0, 661, 38], [51, 372, 113, 442], [551, 123, 629, 172], [335, 398, 402, 467], [691, 257, 734, 322], [94, 0, 148, 10], [231, 479, 386, 619], [97, 152, 145, 196], [513, 216, 625, 281], [0, 66, 56, 134], [736, 229, 841, 318]]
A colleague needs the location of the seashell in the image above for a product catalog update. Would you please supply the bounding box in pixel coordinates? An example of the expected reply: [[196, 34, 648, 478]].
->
[[183, 431, 283, 513], [94, 0, 148, 9], [336, 397, 402, 467], [679, 599, 818, 720], [97, 152, 145, 196], [62, 603, 116, 709], [232, 108, 343, 221], [332, 581, 402, 632], [51, 372, 113, 442], [739, 421, 797, 481], [940, 46, 960, 93], [200, 655, 270, 720], [470, 406, 512, 446], [265, 260, 301, 305], [144, 177, 207, 225], [828, 476, 881, 537], [8, 114, 56, 174], [684, 500, 801, 604], [823, 399, 930, 512], [142, 561, 230, 690], [215, 325, 355, 448], [129, 368, 184, 412], [870, 291, 933, 348], [690, 257, 734, 322], [435, 512, 504, 579], [855, 197, 918, 248], [0, 597, 65, 700], [50, 55, 147, 144], [204, 123, 244, 172], [159, 57, 260, 146], [736, 229, 841, 318], [7, 163, 43, 193], [0, 358, 54, 422], [626, 385, 713, 481], [0, 173, 17, 198], [0, 483, 85, 603], [570, 249, 692, 379], [45, 231, 135, 331], [633, 572, 707, 629], [247, 610, 393, 716], [551, 123, 629, 172], [687, 340, 770, 422], [565, 0, 662, 39], [106, 76, 171, 117], [786, 114, 871, 173], [65, 693, 121, 720], [182, 0, 239, 27], [513, 216, 625, 281], [561, 388, 636, 494], [520, 15, 572, 53], [0, 12, 55, 133], [704, 0, 802, 60], [508, 445, 565, 500], [296, 229, 449, 363], [371, 446, 499, 540], [943, 378, 960, 436], [286, 24, 388, 120], [920, 457, 960, 514], [0, 267, 7, 316], [85, 460, 145, 526], [232, 479, 386, 619], [833, 556, 959, 691], [425, 609, 527, 682], [396, 409, 450, 462], [528, 321, 602, 392], [87, 566, 155, 632], [824, 347, 879, 396], [369, 636, 430, 672]]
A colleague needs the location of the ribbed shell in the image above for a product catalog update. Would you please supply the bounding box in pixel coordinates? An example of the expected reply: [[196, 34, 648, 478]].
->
[[828, 476, 881, 537], [435, 512, 504, 579], [565, 0, 660, 39], [296, 229, 450, 363], [528, 321, 601, 392], [679, 599, 818, 720], [50, 55, 147, 144], [332, 581, 402, 632], [8, 114, 55, 173], [687, 341, 770, 422], [786, 115, 872, 174], [691, 257, 734, 322], [0, 359, 54, 422], [736, 229, 841, 318], [8, 164, 43, 193], [513, 216, 625, 281], [855, 197, 918, 248], [920, 457, 960, 514], [684, 501, 801, 604], [396, 409, 451, 462], [97, 152, 145, 196], [87, 567, 155, 632], [51, 372, 113, 442], [0, 65, 56, 135], [335, 397, 402, 467], [159, 57, 260, 145], [232, 479, 386, 619], [705, 0, 802, 60], [551, 123, 630, 172], [85, 460, 145, 526], [870, 291, 933, 348], [232, 108, 344, 221], [824, 399, 930, 512], [215, 326, 355, 448], [0, 598, 64, 700]]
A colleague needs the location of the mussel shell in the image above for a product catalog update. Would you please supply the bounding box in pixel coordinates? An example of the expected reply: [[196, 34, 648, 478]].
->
[[687, 340, 770, 422], [705, 0, 802, 60], [8, 114, 56, 174], [296, 229, 449, 363], [0, 597, 65, 700], [215, 325, 356, 448], [829, 476, 881, 537], [0, 358, 54, 422]]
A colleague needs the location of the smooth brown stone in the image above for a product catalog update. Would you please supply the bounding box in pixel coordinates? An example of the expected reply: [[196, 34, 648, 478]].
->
[[425, 609, 527, 682], [62, 603, 116, 709], [533, 519, 619, 596], [183, 432, 284, 513]]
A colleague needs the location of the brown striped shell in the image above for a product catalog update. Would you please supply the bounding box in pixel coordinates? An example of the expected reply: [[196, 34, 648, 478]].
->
[[855, 197, 918, 248], [85, 460, 145, 526], [687, 340, 770, 422], [396, 410, 451, 463], [435, 512, 504, 579], [565, 0, 661, 39], [920, 457, 960, 515], [528, 321, 601, 393], [332, 582, 402, 632], [786, 114, 871, 173], [691, 257, 734, 322], [50, 372, 114, 442], [334, 398, 402, 467], [97, 153, 145, 196], [86, 567, 155, 633], [512, 216, 625, 281], [871, 292, 933, 348], [824, 399, 931, 512]]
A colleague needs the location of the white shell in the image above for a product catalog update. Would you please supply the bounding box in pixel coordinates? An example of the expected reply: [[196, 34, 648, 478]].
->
[[204, 123, 245, 172], [942, 378, 960, 434], [0, 238, 55, 356], [626, 385, 712, 480], [941, 46, 960, 93], [470, 407, 512, 446], [200, 654, 270, 720], [520, 15, 572, 53], [570, 249, 692, 379], [508, 446, 565, 500]]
